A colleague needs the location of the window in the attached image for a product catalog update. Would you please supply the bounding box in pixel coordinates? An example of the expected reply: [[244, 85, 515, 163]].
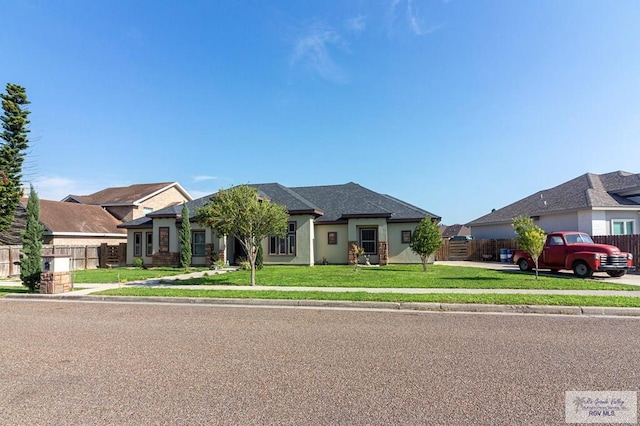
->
[[359, 228, 377, 255], [401, 230, 412, 244], [192, 231, 206, 256], [159, 227, 170, 252], [548, 236, 564, 246], [145, 232, 153, 256], [269, 221, 297, 255], [143, 207, 153, 215], [134, 232, 142, 257], [612, 220, 635, 235], [328, 232, 337, 245]]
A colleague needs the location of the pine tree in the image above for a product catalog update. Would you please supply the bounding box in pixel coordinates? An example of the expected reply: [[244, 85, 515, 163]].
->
[[179, 202, 192, 268], [20, 185, 44, 292], [0, 83, 30, 234]]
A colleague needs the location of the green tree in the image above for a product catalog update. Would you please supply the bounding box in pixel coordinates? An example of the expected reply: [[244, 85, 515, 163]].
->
[[409, 216, 443, 272], [512, 215, 546, 280], [195, 185, 288, 285], [0, 83, 30, 234], [179, 202, 192, 269], [20, 184, 44, 292]]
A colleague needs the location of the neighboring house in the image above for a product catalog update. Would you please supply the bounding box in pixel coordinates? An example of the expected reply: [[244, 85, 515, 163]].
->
[[468, 171, 640, 238], [119, 182, 440, 267], [0, 199, 127, 246], [439, 224, 471, 239], [63, 182, 192, 222]]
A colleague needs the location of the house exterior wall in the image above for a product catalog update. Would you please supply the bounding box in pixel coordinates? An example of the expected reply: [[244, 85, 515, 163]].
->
[[314, 224, 349, 264], [263, 214, 315, 265], [137, 186, 190, 219], [347, 218, 388, 264], [106, 206, 135, 222], [469, 223, 514, 239], [578, 210, 595, 235], [48, 235, 126, 246], [536, 212, 578, 233], [604, 210, 640, 235], [387, 222, 422, 263]]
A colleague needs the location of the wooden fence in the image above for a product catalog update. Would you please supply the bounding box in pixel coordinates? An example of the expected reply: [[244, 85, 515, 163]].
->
[[0, 243, 126, 277], [436, 235, 640, 265]]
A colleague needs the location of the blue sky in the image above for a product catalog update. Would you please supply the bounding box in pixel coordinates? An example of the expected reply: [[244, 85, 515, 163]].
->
[[2, 1, 639, 225]]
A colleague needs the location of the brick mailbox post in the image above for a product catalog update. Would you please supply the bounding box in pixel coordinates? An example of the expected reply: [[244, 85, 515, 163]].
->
[[40, 255, 72, 294]]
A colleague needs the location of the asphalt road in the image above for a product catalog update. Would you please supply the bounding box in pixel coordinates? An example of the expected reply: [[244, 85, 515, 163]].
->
[[1, 300, 639, 425]]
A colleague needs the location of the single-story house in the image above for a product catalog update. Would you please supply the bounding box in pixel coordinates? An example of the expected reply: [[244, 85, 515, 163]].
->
[[118, 182, 440, 267], [0, 199, 127, 246], [63, 182, 192, 222], [468, 171, 640, 238]]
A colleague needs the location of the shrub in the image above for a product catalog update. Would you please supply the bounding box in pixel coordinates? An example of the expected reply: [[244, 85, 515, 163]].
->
[[132, 258, 144, 268]]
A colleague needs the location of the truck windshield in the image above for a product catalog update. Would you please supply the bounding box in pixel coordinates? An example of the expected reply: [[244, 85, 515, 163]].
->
[[565, 233, 594, 244]]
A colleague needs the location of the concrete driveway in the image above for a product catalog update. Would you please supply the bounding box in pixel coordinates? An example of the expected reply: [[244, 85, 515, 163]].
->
[[436, 260, 640, 286]]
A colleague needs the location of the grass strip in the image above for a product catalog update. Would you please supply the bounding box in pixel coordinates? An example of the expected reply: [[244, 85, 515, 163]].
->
[[169, 265, 638, 291], [93, 287, 640, 308]]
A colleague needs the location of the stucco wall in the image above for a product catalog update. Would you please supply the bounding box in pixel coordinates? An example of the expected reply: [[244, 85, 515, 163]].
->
[[314, 224, 349, 264], [263, 215, 314, 265], [387, 223, 422, 263], [49, 236, 126, 246], [604, 210, 640, 235]]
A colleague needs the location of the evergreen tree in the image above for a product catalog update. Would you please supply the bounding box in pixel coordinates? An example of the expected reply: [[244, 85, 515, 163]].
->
[[0, 83, 30, 233], [409, 216, 443, 272], [179, 202, 192, 268], [20, 185, 44, 292]]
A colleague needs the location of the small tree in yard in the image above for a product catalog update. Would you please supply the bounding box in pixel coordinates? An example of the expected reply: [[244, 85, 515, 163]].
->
[[20, 184, 44, 292], [512, 215, 546, 280], [410, 216, 443, 272], [195, 185, 288, 286], [350, 243, 365, 272], [179, 202, 192, 269]]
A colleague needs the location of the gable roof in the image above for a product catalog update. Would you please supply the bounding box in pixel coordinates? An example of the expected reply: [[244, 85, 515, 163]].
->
[[119, 182, 439, 228], [39, 199, 126, 235], [439, 224, 471, 238], [64, 182, 192, 206], [467, 171, 640, 226]]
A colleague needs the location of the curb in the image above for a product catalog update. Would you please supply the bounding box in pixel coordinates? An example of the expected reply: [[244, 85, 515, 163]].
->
[[5, 293, 640, 317]]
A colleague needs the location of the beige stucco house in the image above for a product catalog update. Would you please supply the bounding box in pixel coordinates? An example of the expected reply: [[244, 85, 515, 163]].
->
[[119, 182, 440, 267]]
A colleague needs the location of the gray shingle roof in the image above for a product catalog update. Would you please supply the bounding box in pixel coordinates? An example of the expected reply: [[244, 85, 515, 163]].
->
[[118, 182, 438, 228], [467, 171, 640, 226]]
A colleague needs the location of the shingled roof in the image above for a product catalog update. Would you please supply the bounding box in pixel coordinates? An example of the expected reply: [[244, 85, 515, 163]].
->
[[39, 200, 126, 235], [119, 182, 438, 228], [64, 182, 190, 206], [467, 171, 640, 226]]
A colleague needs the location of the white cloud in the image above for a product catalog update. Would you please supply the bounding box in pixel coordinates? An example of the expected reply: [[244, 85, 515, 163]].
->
[[29, 176, 103, 201], [290, 22, 348, 83], [193, 175, 220, 182], [345, 15, 367, 34], [387, 0, 444, 37]]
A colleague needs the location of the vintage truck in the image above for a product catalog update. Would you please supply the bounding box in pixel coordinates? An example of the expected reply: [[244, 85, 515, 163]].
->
[[512, 231, 634, 278]]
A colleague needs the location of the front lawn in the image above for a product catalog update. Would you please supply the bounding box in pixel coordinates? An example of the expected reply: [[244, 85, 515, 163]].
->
[[0, 286, 29, 296], [93, 287, 640, 308], [72, 267, 207, 284], [168, 265, 638, 291]]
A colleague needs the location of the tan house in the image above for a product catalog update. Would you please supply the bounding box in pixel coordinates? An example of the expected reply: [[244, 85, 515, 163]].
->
[[119, 182, 440, 267], [63, 182, 192, 222]]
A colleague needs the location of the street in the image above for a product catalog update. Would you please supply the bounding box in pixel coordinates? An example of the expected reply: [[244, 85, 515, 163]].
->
[[1, 299, 639, 425]]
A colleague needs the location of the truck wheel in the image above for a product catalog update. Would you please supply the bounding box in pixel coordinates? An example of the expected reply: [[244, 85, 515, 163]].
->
[[518, 259, 531, 272], [606, 270, 626, 278], [573, 261, 593, 278]]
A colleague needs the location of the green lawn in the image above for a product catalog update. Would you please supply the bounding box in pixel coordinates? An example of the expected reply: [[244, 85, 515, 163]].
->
[[0, 286, 28, 296], [72, 267, 207, 283], [166, 264, 638, 291], [93, 287, 640, 308]]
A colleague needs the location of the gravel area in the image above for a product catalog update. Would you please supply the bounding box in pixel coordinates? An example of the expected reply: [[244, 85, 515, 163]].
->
[[1, 299, 639, 425]]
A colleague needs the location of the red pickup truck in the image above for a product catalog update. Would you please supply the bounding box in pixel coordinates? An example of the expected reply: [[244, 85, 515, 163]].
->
[[512, 231, 634, 278]]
